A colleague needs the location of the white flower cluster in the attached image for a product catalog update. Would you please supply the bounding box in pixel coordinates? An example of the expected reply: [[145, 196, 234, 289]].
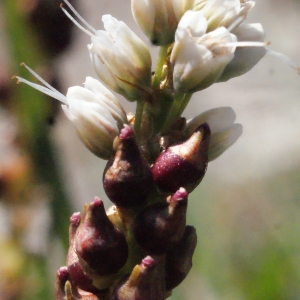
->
[[15, 0, 279, 160]]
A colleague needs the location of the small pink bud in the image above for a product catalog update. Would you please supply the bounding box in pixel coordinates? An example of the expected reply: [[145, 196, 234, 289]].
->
[[75, 197, 128, 276], [152, 123, 210, 193], [133, 188, 188, 254], [103, 126, 154, 207]]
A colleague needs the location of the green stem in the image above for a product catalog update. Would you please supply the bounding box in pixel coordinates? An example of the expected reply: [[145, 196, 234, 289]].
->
[[152, 45, 169, 89], [160, 93, 192, 135], [134, 99, 145, 141]]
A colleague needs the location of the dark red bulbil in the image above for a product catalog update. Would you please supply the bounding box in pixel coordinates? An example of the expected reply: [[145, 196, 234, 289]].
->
[[74, 197, 128, 276], [103, 125, 154, 207], [133, 188, 188, 255], [152, 123, 210, 193]]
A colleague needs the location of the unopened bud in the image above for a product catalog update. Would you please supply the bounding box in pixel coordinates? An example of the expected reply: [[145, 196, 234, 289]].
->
[[103, 125, 154, 207], [133, 188, 188, 254], [165, 226, 197, 290], [112, 256, 165, 300], [75, 197, 128, 277], [152, 123, 210, 193]]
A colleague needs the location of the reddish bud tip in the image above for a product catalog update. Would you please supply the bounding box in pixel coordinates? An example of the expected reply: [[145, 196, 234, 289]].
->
[[169, 187, 188, 202], [70, 212, 81, 226], [141, 256, 156, 269], [57, 266, 69, 282], [119, 124, 134, 140]]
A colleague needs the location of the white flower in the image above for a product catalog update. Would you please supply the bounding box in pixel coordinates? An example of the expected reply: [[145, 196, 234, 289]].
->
[[218, 23, 266, 82], [172, 0, 196, 21], [131, 0, 194, 45], [184, 107, 243, 161], [15, 64, 127, 159], [61, 1, 152, 102], [171, 10, 236, 93], [195, 0, 255, 32]]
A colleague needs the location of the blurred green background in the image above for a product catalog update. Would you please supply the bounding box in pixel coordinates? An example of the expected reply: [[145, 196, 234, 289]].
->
[[0, 0, 300, 299]]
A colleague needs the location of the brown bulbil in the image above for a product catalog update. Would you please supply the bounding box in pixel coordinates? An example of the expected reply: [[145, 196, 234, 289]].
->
[[103, 125, 154, 207], [133, 188, 188, 255], [67, 212, 103, 294], [152, 123, 210, 193], [74, 197, 128, 277], [165, 225, 197, 290]]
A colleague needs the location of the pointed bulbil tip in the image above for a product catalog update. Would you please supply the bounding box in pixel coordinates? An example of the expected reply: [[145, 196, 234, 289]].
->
[[169, 187, 188, 203], [141, 256, 156, 269], [119, 124, 134, 140], [70, 212, 81, 226], [57, 266, 69, 282]]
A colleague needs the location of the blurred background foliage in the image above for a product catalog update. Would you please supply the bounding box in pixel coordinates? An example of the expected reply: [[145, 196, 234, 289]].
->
[[0, 0, 300, 300]]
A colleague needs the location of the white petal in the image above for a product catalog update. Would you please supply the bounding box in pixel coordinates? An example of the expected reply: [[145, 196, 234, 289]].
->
[[208, 123, 243, 161], [185, 107, 237, 136]]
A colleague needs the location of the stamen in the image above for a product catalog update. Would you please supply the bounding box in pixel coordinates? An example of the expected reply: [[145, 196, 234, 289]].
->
[[60, 3, 94, 37], [226, 41, 269, 48], [266, 49, 300, 74], [15, 63, 67, 104], [20, 63, 67, 102], [63, 0, 97, 34], [15, 76, 68, 103]]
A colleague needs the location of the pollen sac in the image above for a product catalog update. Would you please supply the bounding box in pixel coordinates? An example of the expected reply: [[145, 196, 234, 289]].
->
[[111, 256, 165, 300], [152, 123, 210, 193], [133, 188, 188, 255], [103, 125, 154, 207], [165, 225, 197, 290], [74, 197, 128, 277]]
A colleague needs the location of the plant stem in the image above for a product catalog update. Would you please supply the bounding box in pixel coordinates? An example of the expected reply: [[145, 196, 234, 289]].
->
[[152, 45, 169, 89], [134, 99, 145, 141]]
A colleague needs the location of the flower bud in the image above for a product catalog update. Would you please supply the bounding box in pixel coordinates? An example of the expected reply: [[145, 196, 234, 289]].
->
[[112, 256, 165, 300], [133, 188, 188, 255], [74, 197, 128, 277], [15, 65, 127, 159], [171, 10, 236, 93], [194, 0, 255, 32], [103, 125, 154, 207], [60, 3, 152, 102], [185, 107, 242, 161], [88, 15, 152, 102], [152, 123, 210, 193], [165, 226, 197, 290], [131, 0, 193, 45]]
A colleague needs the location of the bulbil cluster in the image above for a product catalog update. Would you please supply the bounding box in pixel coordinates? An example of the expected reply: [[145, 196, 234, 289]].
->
[[58, 122, 207, 299]]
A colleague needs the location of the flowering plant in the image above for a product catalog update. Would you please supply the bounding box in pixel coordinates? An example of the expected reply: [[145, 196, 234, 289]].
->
[[14, 0, 298, 299]]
